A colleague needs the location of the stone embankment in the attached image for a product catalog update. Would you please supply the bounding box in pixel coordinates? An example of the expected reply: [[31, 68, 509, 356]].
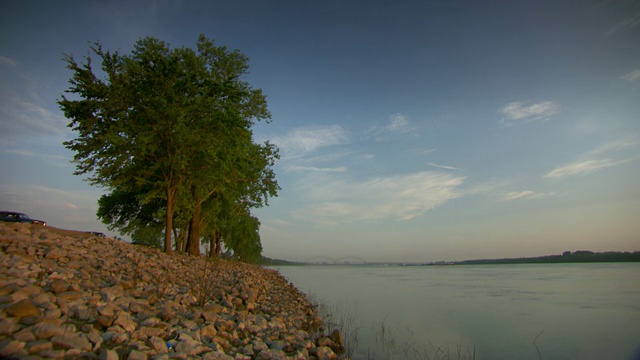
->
[[0, 222, 344, 359]]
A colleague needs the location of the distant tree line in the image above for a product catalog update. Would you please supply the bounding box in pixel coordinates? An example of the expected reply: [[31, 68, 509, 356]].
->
[[457, 250, 640, 265], [59, 35, 279, 263]]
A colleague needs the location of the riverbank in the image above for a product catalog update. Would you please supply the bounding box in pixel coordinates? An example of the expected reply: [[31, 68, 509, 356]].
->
[[0, 222, 343, 359]]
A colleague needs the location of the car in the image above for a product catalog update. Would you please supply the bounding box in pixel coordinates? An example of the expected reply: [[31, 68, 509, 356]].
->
[[0, 211, 46, 226], [86, 231, 106, 237]]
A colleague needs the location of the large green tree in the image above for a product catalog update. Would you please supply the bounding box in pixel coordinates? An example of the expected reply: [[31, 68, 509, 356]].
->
[[59, 35, 277, 254]]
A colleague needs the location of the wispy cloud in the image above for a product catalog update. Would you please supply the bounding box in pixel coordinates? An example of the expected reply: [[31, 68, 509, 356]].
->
[[499, 101, 560, 127], [367, 113, 416, 141], [0, 56, 70, 143], [622, 69, 640, 83], [0, 55, 17, 67], [269, 125, 349, 158], [2, 148, 71, 167], [587, 135, 638, 156], [287, 165, 348, 173], [543, 158, 629, 179], [427, 162, 458, 170], [544, 135, 638, 179], [293, 171, 466, 224], [605, 10, 640, 36], [501, 190, 555, 201]]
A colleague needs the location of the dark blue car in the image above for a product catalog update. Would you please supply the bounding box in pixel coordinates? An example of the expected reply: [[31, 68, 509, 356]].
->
[[0, 211, 46, 226]]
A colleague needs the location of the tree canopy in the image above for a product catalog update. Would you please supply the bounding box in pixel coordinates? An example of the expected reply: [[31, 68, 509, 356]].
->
[[59, 34, 279, 260]]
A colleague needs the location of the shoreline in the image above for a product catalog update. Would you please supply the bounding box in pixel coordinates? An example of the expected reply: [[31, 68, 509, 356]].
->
[[0, 222, 343, 359]]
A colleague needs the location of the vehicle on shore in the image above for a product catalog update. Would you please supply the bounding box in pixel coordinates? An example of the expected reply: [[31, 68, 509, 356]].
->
[[0, 211, 46, 226]]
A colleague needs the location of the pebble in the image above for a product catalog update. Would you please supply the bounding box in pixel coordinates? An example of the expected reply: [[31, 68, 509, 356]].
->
[[0, 222, 344, 359]]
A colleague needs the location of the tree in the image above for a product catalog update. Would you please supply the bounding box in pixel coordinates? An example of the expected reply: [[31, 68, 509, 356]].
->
[[223, 208, 263, 263], [59, 35, 276, 254]]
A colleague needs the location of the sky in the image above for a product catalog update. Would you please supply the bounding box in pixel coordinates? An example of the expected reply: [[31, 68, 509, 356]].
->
[[1, 0, 639, 262]]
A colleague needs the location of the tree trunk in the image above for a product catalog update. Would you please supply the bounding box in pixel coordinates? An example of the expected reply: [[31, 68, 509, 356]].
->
[[164, 186, 175, 254], [211, 231, 222, 258], [186, 202, 202, 256]]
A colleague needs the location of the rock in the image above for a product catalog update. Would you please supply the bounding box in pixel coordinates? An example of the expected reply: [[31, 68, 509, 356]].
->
[[39, 349, 66, 358], [49, 279, 69, 293], [128, 349, 148, 360], [100, 348, 119, 360], [269, 340, 286, 350], [56, 290, 81, 301], [25, 339, 53, 354], [6, 298, 41, 317], [317, 336, 333, 347], [203, 351, 235, 360], [33, 323, 73, 339], [96, 314, 114, 328], [13, 327, 37, 342], [148, 336, 168, 354], [0, 318, 20, 336], [51, 333, 92, 351], [100, 285, 124, 302], [175, 335, 201, 355], [328, 329, 343, 346], [201, 324, 218, 341], [114, 313, 137, 333], [0, 338, 26, 357], [316, 346, 337, 360], [0, 222, 328, 359], [97, 302, 120, 317], [257, 349, 288, 360]]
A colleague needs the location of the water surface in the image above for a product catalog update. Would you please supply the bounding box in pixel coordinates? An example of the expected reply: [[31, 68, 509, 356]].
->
[[273, 263, 640, 360]]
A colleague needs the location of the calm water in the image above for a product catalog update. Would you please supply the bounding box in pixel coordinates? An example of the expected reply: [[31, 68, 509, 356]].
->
[[273, 263, 640, 360]]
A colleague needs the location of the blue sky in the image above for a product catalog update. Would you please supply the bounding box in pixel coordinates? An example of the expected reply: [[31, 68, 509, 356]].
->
[[1, 0, 639, 262]]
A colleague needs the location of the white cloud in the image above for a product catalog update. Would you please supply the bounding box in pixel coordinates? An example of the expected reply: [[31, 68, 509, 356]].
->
[[427, 162, 458, 170], [287, 165, 348, 173], [543, 158, 628, 179], [367, 113, 416, 141], [622, 69, 640, 83], [499, 101, 559, 127], [293, 171, 466, 224], [544, 136, 638, 179], [501, 190, 555, 201], [269, 125, 349, 158], [587, 135, 638, 156]]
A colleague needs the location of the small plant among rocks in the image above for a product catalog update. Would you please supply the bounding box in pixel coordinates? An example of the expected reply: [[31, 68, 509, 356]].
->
[[187, 256, 219, 307]]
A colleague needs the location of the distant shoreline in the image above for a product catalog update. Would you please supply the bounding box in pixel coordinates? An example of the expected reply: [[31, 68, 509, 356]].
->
[[266, 250, 640, 266]]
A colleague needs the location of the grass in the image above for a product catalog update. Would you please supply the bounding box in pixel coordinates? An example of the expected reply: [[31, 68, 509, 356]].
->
[[309, 296, 477, 360]]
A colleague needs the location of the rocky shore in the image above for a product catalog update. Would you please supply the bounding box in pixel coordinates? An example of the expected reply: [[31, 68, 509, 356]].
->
[[0, 222, 344, 359]]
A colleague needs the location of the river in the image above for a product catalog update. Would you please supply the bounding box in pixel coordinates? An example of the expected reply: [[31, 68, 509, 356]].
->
[[272, 263, 640, 360]]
